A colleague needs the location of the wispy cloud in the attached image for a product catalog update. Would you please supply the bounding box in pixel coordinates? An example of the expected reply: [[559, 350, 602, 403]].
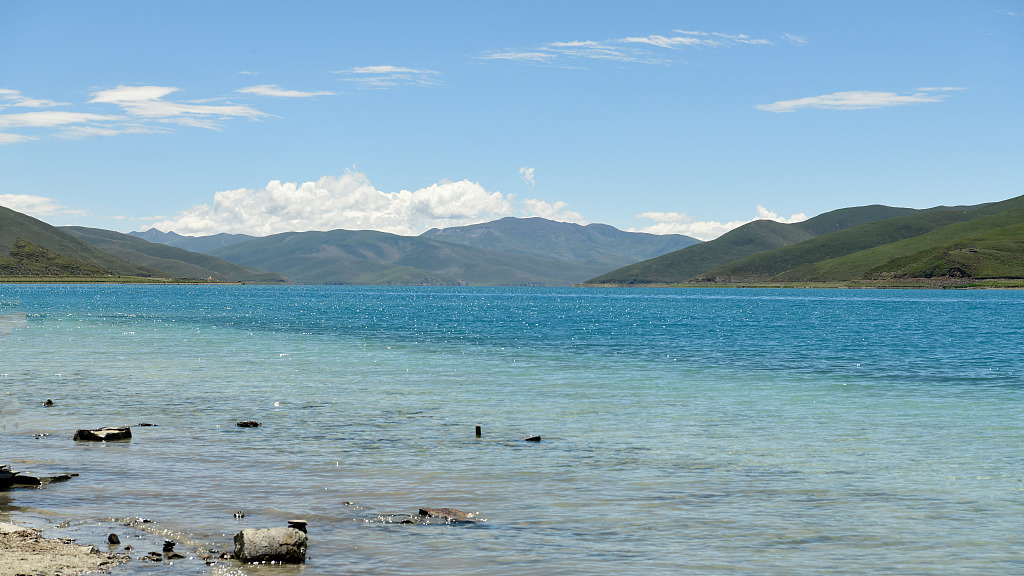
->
[[755, 88, 961, 113], [0, 88, 68, 109], [0, 111, 123, 129], [237, 84, 335, 98], [781, 33, 808, 46], [0, 194, 87, 217], [0, 133, 37, 144], [89, 85, 267, 129], [479, 29, 772, 67], [333, 66, 441, 89], [519, 166, 535, 188], [632, 206, 807, 241], [0, 84, 275, 143]]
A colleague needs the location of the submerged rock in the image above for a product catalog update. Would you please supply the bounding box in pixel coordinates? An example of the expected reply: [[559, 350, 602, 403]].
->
[[73, 427, 132, 442], [233, 527, 307, 563]]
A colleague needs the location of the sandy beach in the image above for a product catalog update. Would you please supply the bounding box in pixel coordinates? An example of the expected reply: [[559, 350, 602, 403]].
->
[[0, 521, 126, 576]]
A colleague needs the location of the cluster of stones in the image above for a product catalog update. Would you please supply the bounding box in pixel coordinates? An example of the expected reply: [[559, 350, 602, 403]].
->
[[14, 414, 507, 567]]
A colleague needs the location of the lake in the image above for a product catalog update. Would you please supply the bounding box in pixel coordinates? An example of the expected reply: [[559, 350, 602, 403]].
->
[[1, 285, 1022, 575]]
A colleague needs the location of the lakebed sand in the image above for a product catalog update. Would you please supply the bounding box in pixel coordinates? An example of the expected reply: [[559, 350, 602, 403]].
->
[[0, 522, 126, 576]]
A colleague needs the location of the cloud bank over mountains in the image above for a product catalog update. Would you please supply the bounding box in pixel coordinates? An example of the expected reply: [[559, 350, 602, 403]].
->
[[2, 169, 805, 242], [141, 172, 800, 241], [145, 171, 585, 237]]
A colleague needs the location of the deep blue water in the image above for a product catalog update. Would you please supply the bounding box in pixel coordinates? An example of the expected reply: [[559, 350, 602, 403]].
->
[[1, 285, 1022, 575]]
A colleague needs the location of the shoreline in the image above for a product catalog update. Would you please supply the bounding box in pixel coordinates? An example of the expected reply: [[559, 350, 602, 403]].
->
[[0, 521, 127, 576]]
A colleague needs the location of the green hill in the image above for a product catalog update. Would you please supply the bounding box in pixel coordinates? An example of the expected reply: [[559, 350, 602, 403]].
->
[[584, 204, 917, 285], [63, 227, 288, 283], [772, 195, 1024, 282], [421, 217, 699, 268], [209, 228, 618, 285], [0, 205, 164, 277], [699, 207, 979, 282], [0, 238, 111, 277]]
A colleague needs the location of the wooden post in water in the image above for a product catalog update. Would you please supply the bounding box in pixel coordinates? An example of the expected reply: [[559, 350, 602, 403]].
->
[[475, 425, 481, 438]]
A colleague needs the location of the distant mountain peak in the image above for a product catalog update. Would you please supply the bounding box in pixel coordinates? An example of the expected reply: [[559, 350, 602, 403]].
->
[[130, 228, 188, 243]]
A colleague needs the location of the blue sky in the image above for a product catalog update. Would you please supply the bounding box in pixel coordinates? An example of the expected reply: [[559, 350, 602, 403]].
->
[[1, 1, 1021, 240]]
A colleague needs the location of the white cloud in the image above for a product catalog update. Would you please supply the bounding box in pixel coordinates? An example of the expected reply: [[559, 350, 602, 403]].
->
[[756, 89, 959, 112], [476, 51, 555, 63], [0, 89, 67, 109], [333, 66, 441, 89], [0, 84, 279, 143], [0, 111, 123, 129], [147, 172, 518, 237], [781, 33, 808, 46], [519, 166, 535, 187], [631, 206, 807, 240], [481, 29, 771, 66], [521, 199, 586, 224], [146, 171, 595, 236], [0, 133, 38, 144], [237, 85, 335, 98], [0, 194, 86, 217], [89, 85, 267, 128]]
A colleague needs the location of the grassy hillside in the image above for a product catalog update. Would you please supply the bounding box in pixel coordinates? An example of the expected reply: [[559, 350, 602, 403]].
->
[[0, 205, 164, 277], [774, 195, 1024, 282], [422, 217, 699, 268], [64, 226, 288, 283], [210, 229, 616, 285], [700, 207, 978, 282], [584, 205, 917, 285], [0, 238, 111, 276]]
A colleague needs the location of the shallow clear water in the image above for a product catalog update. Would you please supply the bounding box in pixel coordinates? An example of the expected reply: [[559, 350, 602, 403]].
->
[[1, 285, 1022, 575]]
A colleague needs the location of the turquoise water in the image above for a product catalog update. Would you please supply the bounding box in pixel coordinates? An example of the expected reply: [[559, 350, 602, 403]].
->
[[1, 285, 1022, 575]]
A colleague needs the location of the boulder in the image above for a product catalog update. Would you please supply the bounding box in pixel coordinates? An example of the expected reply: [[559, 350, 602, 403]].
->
[[233, 527, 307, 564], [73, 427, 132, 442]]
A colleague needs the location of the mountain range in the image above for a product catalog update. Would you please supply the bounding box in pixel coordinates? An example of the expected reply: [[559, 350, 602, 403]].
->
[[2, 193, 1022, 286], [0, 207, 698, 285]]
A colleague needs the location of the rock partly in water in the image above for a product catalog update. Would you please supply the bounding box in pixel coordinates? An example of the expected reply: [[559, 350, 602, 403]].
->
[[233, 527, 307, 564], [236, 421, 261, 428], [0, 465, 75, 489], [73, 427, 132, 442], [418, 507, 478, 524], [0, 465, 16, 490]]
